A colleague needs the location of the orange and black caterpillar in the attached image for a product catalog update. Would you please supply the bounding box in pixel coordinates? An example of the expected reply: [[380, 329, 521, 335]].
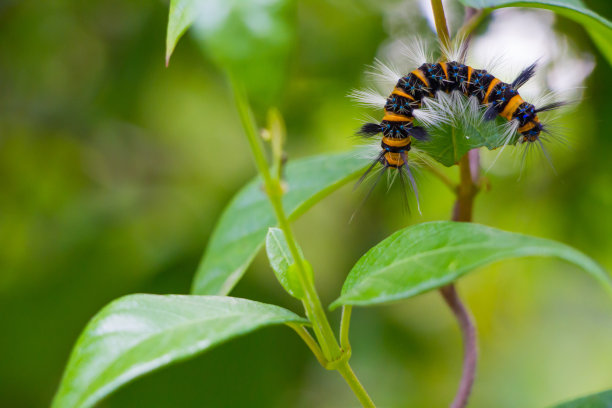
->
[[359, 60, 565, 172]]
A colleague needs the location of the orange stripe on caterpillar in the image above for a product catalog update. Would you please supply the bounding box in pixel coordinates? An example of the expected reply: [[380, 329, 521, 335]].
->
[[382, 110, 414, 122], [384, 152, 404, 166], [411, 69, 429, 87], [439, 62, 449, 80], [392, 88, 415, 101], [483, 78, 500, 104], [518, 119, 540, 133], [500, 94, 524, 120], [382, 137, 411, 147]]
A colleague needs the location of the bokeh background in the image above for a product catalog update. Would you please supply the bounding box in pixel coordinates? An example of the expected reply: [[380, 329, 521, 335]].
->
[[2, 0, 612, 407]]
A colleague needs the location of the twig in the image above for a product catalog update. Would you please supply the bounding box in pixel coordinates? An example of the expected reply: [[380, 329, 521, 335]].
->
[[440, 284, 478, 408]]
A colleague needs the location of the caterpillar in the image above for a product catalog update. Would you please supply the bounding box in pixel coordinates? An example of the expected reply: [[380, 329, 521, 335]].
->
[[353, 43, 567, 209]]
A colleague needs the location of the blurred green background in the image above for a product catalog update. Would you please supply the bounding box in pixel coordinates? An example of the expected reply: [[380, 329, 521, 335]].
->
[[2, 0, 612, 407]]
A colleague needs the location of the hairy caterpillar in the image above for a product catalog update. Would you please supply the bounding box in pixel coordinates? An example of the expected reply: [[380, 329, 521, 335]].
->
[[353, 42, 567, 209]]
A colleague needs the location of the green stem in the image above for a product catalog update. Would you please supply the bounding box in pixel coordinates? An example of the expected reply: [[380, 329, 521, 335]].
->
[[340, 306, 352, 353], [231, 77, 376, 407], [457, 8, 489, 41], [426, 164, 458, 194], [232, 78, 337, 358], [288, 323, 327, 368], [337, 361, 376, 408], [430, 0, 451, 50]]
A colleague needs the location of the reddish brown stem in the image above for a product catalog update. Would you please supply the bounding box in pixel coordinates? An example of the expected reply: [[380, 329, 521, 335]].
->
[[440, 284, 478, 408], [442, 152, 479, 408]]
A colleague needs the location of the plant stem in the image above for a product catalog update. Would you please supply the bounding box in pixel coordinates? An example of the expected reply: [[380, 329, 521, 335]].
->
[[430, 1, 480, 407], [426, 164, 458, 194], [337, 361, 377, 408], [439, 284, 478, 408], [444, 153, 479, 408], [453, 153, 478, 221], [231, 78, 376, 407], [457, 8, 489, 42], [340, 306, 352, 353], [288, 323, 327, 368], [430, 0, 451, 50], [233, 78, 339, 358]]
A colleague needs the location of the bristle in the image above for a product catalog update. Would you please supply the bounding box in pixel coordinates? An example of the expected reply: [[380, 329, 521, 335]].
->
[[354, 151, 386, 190], [367, 59, 403, 87], [413, 106, 449, 128], [486, 120, 520, 172], [348, 88, 387, 109], [511, 61, 538, 89], [478, 53, 507, 75], [535, 101, 569, 113], [483, 103, 499, 121], [350, 163, 387, 223], [358, 122, 383, 137], [398, 38, 432, 69], [537, 139, 557, 174], [528, 89, 578, 111], [410, 126, 429, 141], [415, 91, 493, 130], [439, 35, 469, 63], [415, 92, 454, 127], [401, 151, 421, 214]]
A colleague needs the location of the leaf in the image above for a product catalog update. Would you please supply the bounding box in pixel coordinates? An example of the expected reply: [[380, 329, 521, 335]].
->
[[266, 227, 312, 298], [458, 0, 612, 66], [165, 0, 198, 65], [52, 294, 306, 408], [412, 92, 511, 166], [331, 221, 612, 309], [191, 150, 368, 296], [551, 389, 612, 408], [166, 0, 295, 105]]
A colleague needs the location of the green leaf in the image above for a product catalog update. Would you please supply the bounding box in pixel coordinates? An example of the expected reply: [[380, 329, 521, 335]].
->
[[331, 221, 612, 309], [166, 0, 295, 105], [52, 294, 306, 408], [412, 92, 512, 166], [458, 0, 612, 66], [551, 389, 612, 407], [165, 0, 198, 65], [266, 227, 312, 298], [191, 150, 368, 296]]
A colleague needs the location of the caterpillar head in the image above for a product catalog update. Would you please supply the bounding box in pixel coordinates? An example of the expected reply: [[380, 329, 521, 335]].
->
[[520, 119, 543, 143], [512, 102, 539, 142], [517, 101, 567, 143]]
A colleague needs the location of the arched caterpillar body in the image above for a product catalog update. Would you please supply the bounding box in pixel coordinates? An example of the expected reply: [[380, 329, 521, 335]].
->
[[351, 53, 568, 215], [359, 60, 563, 170]]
